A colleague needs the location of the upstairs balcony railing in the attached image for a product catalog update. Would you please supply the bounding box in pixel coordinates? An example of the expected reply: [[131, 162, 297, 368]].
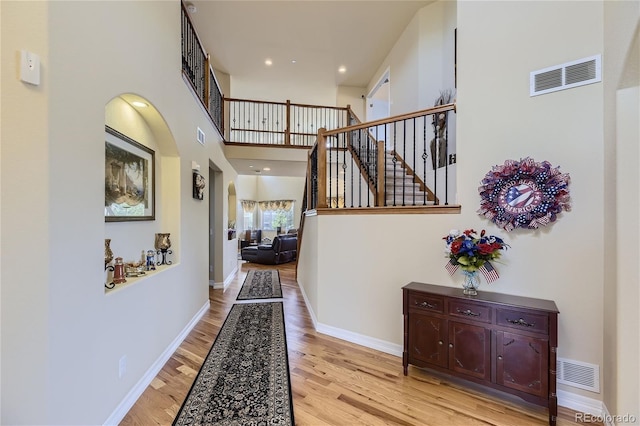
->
[[306, 103, 457, 210], [181, 2, 224, 134], [224, 98, 351, 147]]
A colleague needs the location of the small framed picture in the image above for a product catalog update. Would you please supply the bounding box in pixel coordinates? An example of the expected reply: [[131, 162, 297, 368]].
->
[[105, 126, 155, 221], [193, 171, 205, 200]]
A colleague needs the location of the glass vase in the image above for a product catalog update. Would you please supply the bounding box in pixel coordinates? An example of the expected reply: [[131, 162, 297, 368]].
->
[[461, 270, 480, 296]]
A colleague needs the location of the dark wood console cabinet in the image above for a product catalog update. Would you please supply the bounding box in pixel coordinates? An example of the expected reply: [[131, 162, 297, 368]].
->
[[402, 282, 559, 425]]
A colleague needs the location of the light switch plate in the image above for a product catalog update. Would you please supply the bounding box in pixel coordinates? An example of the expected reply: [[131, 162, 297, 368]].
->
[[20, 50, 40, 85]]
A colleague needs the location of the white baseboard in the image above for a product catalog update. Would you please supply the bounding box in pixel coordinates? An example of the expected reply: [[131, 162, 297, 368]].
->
[[315, 322, 403, 357], [103, 300, 210, 426], [557, 389, 605, 417], [297, 280, 401, 356], [296, 280, 318, 329], [211, 265, 238, 291]]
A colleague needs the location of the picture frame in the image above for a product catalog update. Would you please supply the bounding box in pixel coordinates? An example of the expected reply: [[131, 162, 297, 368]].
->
[[105, 126, 155, 221], [193, 171, 205, 200]]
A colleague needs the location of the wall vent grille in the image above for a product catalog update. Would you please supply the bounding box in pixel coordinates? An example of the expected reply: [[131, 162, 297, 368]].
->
[[557, 357, 600, 393], [530, 55, 601, 96], [197, 127, 205, 145]]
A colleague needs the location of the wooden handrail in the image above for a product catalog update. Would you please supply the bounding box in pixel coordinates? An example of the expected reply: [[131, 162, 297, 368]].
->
[[324, 103, 456, 136]]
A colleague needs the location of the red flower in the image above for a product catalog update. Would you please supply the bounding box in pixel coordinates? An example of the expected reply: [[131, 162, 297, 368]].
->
[[477, 243, 494, 255], [450, 240, 462, 254]]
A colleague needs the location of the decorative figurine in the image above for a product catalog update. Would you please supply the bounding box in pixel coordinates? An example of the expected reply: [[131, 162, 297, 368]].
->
[[146, 250, 156, 271], [113, 257, 127, 284], [155, 233, 172, 266]]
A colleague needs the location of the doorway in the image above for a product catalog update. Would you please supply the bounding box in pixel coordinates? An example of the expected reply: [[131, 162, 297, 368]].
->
[[366, 69, 390, 147], [366, 69, 390, 122]]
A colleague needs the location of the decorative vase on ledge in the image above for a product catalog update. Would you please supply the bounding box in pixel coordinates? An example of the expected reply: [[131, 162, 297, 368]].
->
[[104, 239, 115, 289], [461, 270, 480, 296], [155, 233, 172, 266]]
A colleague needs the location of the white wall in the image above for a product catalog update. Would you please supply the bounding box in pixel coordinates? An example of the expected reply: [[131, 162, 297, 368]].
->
[[299, 0, 609, 406], [1, 1, 238, 424], [603, 0, 640, 419], [1, 2, 51, 422], [231, 74, 337, 107], [337, 85, 367, 121]]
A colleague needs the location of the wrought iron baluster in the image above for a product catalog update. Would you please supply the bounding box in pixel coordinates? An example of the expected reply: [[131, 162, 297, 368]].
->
[[402, 119, 406, 206], [413, 117, 416, 206], [423, 115, 428, 205], [392, 122, 397, 206], [444, 110, 449, 205], [432, 112, 438, 205]]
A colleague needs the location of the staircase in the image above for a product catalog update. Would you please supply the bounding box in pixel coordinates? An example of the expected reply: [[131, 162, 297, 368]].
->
[[383, 151, 436, 206]]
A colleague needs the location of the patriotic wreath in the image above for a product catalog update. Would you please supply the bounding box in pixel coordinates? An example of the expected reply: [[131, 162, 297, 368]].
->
[[477, 157, 571, 232]]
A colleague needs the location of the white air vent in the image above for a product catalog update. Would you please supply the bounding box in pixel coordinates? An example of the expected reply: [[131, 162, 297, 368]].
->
[[530, 55, 601, 96], [557, 358, 600, 393], [197, 127, 205, 145]]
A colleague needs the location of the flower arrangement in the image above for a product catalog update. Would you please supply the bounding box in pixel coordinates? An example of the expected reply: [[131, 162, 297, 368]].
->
[[443, 229, 508, 283]]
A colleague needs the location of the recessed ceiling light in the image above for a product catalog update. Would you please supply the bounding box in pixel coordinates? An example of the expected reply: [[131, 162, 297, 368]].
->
[[249, 165, 254, 168], [338, 66, 347, 73], [291, 59, 297, 64], [263, 167, 271, 171], [131, 101, 148, 108], [265, 58, 273, 66]]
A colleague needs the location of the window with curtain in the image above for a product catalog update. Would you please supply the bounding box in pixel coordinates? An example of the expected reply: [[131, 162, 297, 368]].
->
[[258, 200, 295, 231], [240, 200, 257, 230]]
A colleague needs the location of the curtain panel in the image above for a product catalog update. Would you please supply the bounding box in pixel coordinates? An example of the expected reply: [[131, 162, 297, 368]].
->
[[258, 200, 294, 211], [240, 200, 257, 213]]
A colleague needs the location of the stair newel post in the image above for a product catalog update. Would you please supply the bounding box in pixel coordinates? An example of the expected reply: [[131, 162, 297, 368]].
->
[[306, 149, 312, 211], [317, 128, 328, 208], [285, 100, 291, 145], [376, 140, 385, 206]]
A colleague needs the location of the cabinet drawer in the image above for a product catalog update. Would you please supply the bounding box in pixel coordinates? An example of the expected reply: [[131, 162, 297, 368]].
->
[[448, 300, 492, 323], [496, 309, 548, 335], [408, 292, 444, 313]]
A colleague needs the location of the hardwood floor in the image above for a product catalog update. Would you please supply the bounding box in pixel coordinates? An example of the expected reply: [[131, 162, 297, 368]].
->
[[120, 261, 595, 425]]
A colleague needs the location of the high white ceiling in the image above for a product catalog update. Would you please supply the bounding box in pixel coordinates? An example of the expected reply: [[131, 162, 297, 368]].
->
[[186, 0, 432, 176], [187, 1, 432, 88]]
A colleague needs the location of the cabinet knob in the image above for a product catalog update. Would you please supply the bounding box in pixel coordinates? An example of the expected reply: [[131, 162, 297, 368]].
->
[[498, 355, 503, 360], [438, 340, 443, 345], [449, 343, 454, 348]]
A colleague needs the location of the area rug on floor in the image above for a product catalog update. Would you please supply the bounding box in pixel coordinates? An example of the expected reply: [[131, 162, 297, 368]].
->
[[237, 269, 282, 300], [173, 302, 294, 426]]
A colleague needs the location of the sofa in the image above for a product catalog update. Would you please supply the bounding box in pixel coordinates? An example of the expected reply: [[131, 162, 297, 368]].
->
[[241, 233, 297, 264]]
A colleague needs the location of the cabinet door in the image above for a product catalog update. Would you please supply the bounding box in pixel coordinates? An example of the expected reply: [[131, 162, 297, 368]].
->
[[496, 331, 549, 397], [448, 321, 491, 381], [408, 313, 448, 368]]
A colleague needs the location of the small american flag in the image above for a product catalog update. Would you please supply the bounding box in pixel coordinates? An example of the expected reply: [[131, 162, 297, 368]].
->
[[479, 261, 500, 283], [445, 259, 459, 275]]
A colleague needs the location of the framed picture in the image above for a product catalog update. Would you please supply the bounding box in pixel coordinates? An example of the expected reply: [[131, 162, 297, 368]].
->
[[105, 126, 155, 221], [193, 171, 205, 200]]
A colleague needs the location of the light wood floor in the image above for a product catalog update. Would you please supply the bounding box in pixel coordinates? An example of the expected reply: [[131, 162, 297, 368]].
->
[[121, 261, 596, 426]]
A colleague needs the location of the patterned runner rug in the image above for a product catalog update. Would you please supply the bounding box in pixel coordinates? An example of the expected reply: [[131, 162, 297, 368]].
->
[[173, 302, 294, 426], [237, 269, 282, 300]]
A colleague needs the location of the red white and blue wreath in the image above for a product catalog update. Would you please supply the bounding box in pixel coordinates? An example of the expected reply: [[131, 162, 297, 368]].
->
[[477, 157, 571, 232]]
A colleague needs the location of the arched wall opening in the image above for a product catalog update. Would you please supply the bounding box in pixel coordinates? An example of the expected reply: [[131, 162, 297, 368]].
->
[[104, 93, 181, 287]]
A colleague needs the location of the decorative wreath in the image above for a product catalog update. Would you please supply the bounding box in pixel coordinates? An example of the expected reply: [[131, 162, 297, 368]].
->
[[477, 157, 571, 232]]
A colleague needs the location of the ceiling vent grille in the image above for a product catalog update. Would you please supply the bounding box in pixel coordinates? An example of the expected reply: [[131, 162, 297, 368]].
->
[[530, 55, 601, 97], [557, 357, 600, 393]]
